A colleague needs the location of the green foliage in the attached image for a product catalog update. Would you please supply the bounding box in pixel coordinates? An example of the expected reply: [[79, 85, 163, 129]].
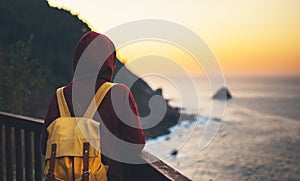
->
[[0, 35, 48, 115], [0, 0, 90, 86], [0, 0, 90, 117]]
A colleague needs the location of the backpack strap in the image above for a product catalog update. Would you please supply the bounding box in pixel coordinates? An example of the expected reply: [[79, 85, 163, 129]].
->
[[46, 143, 57, 181], [83, 82, 115, 118], [56, 87, 71, 117], [82, 142, 90, 181]]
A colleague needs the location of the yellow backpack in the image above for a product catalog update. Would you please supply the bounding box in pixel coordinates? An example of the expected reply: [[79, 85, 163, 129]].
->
[[44, 82, 115, 181]]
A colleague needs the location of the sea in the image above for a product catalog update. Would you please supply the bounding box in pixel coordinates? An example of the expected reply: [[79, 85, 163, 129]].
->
[[143, 76, 300, 180]]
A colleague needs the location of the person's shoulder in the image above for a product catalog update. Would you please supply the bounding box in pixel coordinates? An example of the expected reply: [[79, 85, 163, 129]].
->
[[62, 83, 72, 94], [111, 83, 133, 95], [113, 83, 130, 91], [50, 83, 72, 101]]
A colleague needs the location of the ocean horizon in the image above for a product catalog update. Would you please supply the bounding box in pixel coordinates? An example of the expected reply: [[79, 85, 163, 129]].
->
[[145, 76, 300, 180]]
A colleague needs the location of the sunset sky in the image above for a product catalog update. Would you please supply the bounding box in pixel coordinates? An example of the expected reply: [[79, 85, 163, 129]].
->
[[48, 0, 300, 77]]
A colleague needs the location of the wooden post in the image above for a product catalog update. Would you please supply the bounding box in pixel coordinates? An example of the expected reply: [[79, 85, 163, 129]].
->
[[25, 130, 33, 181], [6, 125, 13, 181], [15, 127, 24, 181], [34, 131, 42, 181], [0, 125, 4, 181]]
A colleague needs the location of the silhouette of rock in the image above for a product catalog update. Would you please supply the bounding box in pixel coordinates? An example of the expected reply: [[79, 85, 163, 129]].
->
[[155, 88, 163, 96], [213, 87, 232, 100], [113, 59, 182, 138], [170, 149, 178, 157]]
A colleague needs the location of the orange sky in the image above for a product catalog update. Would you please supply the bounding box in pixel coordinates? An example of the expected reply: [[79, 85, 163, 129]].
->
[[49, 0, 300, 77]]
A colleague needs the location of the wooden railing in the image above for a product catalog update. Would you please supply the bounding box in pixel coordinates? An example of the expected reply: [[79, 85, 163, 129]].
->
[[0, 111, 44, 181], [0, 111, 190, 181]]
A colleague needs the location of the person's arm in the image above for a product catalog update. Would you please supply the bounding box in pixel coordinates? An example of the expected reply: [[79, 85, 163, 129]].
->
[[40, 94, 59, 155]]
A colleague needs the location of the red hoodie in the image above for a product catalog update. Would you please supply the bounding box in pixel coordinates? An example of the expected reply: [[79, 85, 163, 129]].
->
[[41, 31, 145, 181]]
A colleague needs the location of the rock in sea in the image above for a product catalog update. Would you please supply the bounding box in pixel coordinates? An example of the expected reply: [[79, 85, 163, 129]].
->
[[212, 87, 232, 100]]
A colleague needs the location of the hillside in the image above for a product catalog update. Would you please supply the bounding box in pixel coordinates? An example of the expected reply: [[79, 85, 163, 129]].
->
[[0, 0, 90, 115], [0, 0, 182, 137], [0, 0, 90, 86]]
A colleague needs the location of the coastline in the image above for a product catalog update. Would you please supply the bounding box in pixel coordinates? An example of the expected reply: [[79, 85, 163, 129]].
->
[[145, 103, 300, 180]]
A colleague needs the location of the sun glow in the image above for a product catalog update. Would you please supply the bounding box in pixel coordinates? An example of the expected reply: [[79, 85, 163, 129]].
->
[[48, 0, 300, 77]]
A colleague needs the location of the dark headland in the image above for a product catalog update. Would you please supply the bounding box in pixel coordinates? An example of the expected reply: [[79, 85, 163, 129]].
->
[[0, 0, 192, 138]]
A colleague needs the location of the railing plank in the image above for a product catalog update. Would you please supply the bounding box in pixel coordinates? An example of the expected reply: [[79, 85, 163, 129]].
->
[[0, 111, 43, 132], [34, 131, 42, 181], [0, 125, 4, 181], [0, 111, 190, 181], [15, 127, 24, 181], [6, 125, 13, 181], [25, 130, 33, 181], [141, 151, 191, 181]]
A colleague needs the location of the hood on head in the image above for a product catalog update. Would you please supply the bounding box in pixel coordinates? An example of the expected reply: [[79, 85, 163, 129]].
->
[[73, 31, 116, 82]]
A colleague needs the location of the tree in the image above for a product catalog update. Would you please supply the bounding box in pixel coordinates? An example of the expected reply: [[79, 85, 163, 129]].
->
[[0, 35, 48, 116]]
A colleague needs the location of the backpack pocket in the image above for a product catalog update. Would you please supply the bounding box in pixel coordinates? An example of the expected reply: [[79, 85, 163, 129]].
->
[[89, 163, 109, 181]]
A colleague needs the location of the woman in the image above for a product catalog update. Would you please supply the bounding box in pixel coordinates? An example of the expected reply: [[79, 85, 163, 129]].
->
[[41, 31, 145, 181]]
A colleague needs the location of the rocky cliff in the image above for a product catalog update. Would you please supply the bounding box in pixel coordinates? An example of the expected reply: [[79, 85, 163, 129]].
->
[[0, 0, 182, 138]]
